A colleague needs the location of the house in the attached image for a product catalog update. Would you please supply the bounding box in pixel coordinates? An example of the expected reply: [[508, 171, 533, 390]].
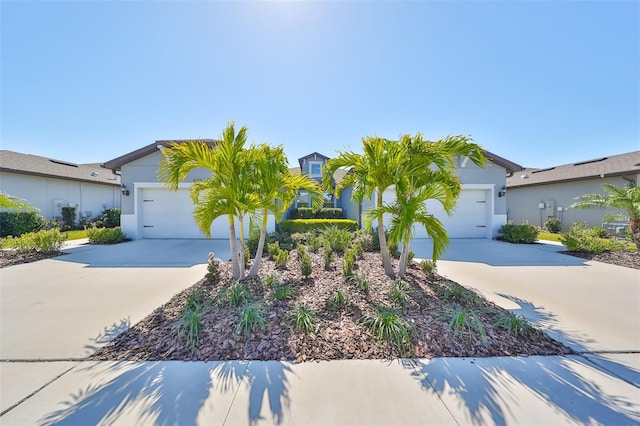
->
[[505, 151, 640, 231], [104, 141, 521, 240], [0, 150, 121, 222], [102, 140, 275, 239]]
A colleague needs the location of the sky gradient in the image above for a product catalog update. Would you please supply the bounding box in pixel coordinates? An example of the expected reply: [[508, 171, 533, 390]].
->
[[1, 1, 638, 169]]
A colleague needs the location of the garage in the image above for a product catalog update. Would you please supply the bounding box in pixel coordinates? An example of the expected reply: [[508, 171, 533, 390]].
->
[[381, 188, 490, 239], [141, 188, 229, 239]]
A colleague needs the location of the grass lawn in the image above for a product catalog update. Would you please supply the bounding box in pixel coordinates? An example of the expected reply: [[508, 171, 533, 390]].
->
[[65, 229, 88, 240], [538, 231, 562, 242]]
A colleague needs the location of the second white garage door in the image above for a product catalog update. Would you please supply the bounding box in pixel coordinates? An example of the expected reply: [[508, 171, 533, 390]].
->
[[381, 188, 489, 239]]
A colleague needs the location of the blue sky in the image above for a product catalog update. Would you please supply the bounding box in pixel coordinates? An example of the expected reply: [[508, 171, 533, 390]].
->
[[1, 1, 638, 169]]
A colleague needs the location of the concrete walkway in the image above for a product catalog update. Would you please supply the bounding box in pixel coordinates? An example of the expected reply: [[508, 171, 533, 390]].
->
[[1, 239, 639, 425]]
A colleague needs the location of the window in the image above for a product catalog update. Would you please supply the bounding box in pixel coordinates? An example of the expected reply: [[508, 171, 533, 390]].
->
[[296, 191, 310, 208], [309, 161, 322, 177]]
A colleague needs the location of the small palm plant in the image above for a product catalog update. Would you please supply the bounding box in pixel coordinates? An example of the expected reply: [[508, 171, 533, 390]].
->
[[364, 306, 414, 356]]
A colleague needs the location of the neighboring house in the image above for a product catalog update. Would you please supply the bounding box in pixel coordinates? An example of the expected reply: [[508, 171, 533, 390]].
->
[[290, 150, 522, 239], [0, 150, 121, 222], [506, 151, 640, 231], [103, 140, 275, 239]]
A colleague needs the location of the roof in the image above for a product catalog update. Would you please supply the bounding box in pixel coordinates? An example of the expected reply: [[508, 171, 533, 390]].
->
[[0, 150, 120, 186], [103, 139, 218, 171], [506, 151, 640, 188], [482, 150, 523, 174]]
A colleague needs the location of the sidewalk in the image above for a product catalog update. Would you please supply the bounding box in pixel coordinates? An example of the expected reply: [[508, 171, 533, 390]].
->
[[2, 356, 639, 425]]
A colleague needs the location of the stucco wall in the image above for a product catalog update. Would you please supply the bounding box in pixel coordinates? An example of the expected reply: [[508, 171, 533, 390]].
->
[[507, 175, 637, 230], [455, 157, 508, 215], [119, 150, 212, 214], [0, 172, 120, 220]]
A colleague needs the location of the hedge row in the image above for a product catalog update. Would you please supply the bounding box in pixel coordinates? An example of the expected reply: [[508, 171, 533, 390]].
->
[[279, 219, 358, 234], [0, 211, 47, 237], [289, 207, 344, 220]]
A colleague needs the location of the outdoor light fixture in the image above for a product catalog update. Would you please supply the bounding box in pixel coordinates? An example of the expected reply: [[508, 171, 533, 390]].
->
[[121, 184, 130, 196], [498, 185, 506, 198]]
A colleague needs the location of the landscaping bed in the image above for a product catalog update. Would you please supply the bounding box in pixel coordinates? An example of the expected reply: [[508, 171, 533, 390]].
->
[[90, 251, 572, 362]]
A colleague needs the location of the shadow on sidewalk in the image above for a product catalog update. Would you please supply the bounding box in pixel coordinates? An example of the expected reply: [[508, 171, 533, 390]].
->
[[37, 360, 293, 425], [406, 294, 640, 425]]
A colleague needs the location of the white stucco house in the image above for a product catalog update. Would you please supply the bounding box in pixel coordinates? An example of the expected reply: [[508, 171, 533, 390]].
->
[[103, 140, 275, 239], [506, 151, 640, 231], [104, 141, 522, 240], [0, 150, 121, 221]]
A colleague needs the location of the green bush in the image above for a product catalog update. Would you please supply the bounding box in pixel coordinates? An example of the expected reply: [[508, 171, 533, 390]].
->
[[90, 208, 121, 229], [320, 225, 352, 253], [497, 222, 539, 244], [87, 226, 127, 244], [61, 206, 77, 230], [3, 228, 67, 253], [279, 219, 358, 234], [560, 221, 625, 254], [0, 211, 47, 237], [544, 217, 561, 233], [273, 249, 291, 270], [289, 207, 344, 219]]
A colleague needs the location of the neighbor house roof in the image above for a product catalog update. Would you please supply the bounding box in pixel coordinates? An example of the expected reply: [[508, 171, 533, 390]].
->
[[506, 151, 640, 188], [0, 150, 120, 186], [103, 139, 218, 171], [298, 152, 330, 169]]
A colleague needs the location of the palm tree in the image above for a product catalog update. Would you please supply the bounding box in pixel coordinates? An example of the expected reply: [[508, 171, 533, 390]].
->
[[571, 183, 640, 250], [0, 192, 35, 211], [247, 144, 322, 278], [323, 137, 401, 277], [158, 122, 254, 279]]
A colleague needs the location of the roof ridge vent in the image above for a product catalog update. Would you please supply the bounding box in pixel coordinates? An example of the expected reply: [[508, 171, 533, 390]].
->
[[49, 159, 79, 168], [574, 157, 607, 166], [531, 167, 555, 174]]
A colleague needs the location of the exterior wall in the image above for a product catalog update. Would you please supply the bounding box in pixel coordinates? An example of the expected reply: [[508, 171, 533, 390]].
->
[[455, 156, 508, 216], [338, 186, 361, 223], [0, 171, 120, 221], [119, 150, 212, 214], [506, 175, 637, 230]]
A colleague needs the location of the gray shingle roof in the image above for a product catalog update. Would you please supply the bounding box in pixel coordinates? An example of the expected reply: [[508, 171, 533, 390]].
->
[[506, 151, 640, 188], [103, 139, 218, 171], [0, 150, 120, 186]]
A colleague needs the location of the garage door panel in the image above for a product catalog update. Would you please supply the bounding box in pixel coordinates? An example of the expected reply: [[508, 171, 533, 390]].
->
[[381, 188, 489, 239]]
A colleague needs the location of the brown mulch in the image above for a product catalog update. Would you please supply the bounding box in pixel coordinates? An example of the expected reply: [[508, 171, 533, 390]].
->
[[90, 251, 572, 362], [0, 249, 62, 268], [562, 249, 640, 270]]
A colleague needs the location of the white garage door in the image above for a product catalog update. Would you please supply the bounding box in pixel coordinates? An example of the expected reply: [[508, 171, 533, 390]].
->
[[381, 188, 489, 239], [141, 188, 228, 239]]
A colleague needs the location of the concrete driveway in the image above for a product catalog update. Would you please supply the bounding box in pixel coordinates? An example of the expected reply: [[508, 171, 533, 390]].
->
[[411, 238, 640, 385], [0, 239, 230, 360]]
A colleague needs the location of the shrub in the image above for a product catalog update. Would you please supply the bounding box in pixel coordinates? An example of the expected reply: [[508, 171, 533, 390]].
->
[[87, 227, 127, 244], [267, 241, 281, 258], [420, 260, 437, 275], [353, 229, 376, 252], [279, 219, 358, 234], [342, 248, 356, 278], [494, 312, 540, 337], [447, 307, 487, 344], [263, 273, 278, 288], [327, 288, 349, 310], [226, 282, 252, 306], [289, 207, 344, 219], [497, 222, 539, 244], [174, 303, 202, 352], [205, 254, 221, 283], [307, 235, 323, 253], [236, 302, 266, 337], [321, 225, 352, 253], [364, 306, 414, 356], [266, 231, 294, 251], [560, 221, 625, 254], [61, 206, 77, 230], [273, 249, 291, 270], [90, 208, 121, 229], [300, 252, 313, 278], [322, 245, 335, 270], [544, 217, 562, 233], [289, 304, 317, 334], [348, 273, 369, 294], [388, 279, 411, 310], [272, 283, 298, 301], [0, 211, 47, 237], [2, 228, 67, 253]]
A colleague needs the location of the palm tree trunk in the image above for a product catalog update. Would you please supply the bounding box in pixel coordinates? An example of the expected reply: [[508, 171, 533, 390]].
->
[[630, 218, 640, 251], [227, 214, 241, 280], [376, 190, 396, 278], [397, 238, 411, 276], [248, 209, 269, 277], [237, 214, 247, 280]]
